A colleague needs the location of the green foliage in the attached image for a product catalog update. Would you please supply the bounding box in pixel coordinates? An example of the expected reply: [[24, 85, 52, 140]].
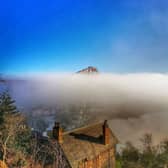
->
[[0, 93, 5, 125], [14, 125, 32, 154], [0, 91, 32, 166], [116, 160, 122, 168], [0, 91, 18, 115], [0, 91, 19, 128], [122, 142, 139, 162], [117, 134, 168, 168], [0, 107, 3, 125]]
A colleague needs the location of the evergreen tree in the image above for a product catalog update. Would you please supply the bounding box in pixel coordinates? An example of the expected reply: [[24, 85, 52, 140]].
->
[[0, 91, 18, 125], [0, 103, 3, 125], [0, 91, 18, 115]]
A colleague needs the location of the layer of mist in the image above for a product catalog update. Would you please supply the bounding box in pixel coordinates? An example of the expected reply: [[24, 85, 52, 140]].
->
[[4, 73, 168, 144]]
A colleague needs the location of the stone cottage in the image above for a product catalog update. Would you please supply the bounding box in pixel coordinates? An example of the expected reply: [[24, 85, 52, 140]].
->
[[52, 120, 118, 168]]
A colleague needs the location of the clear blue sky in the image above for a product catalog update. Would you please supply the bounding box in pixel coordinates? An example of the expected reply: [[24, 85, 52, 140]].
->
[[1, 0, 168, 75]]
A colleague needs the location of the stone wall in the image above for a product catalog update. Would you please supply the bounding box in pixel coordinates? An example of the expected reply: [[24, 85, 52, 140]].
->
[[78, 147, 115, 168]]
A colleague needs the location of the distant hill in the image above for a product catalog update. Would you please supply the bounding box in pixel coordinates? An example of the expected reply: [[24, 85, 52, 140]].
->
[[76, 66, 99, 74]]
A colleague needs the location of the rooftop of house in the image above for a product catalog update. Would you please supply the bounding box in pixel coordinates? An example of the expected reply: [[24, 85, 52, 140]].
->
[[60, 121, 118, 168]]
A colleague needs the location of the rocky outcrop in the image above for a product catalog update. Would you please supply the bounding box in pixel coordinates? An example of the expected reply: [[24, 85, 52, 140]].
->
[[77, 66, 98, 74]]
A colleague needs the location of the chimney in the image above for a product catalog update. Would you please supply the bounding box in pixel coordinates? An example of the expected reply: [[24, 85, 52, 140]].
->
[[53, 122, 63, 144], [103, 120, 110, 145]]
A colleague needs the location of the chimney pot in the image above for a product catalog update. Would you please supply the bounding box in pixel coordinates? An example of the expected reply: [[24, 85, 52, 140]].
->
[[103, 120, 110, 145], [53, 122, 63, 144]]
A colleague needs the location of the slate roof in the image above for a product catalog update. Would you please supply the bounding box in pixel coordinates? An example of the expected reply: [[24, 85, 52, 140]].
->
[[60, 121, 118, 168]]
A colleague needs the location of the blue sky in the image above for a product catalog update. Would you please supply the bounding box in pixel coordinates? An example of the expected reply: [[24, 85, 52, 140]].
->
[[1, 0, 168, 74]]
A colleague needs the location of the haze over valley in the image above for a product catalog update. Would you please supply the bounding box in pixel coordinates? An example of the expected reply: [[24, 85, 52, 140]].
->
[[2, 69, 167, 146]]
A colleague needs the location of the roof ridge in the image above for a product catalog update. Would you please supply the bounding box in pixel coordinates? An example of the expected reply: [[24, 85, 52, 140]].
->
[[63, 121, 103, 135]]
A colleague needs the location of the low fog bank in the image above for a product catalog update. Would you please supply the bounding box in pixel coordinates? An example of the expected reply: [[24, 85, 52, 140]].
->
[[110, 111, 168, 146], [5, 73, 168, 144]]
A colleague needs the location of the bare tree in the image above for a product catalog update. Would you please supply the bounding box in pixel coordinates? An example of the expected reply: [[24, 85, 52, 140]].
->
[[29, 134, 70, 168], [0, 114, 26, 165]]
